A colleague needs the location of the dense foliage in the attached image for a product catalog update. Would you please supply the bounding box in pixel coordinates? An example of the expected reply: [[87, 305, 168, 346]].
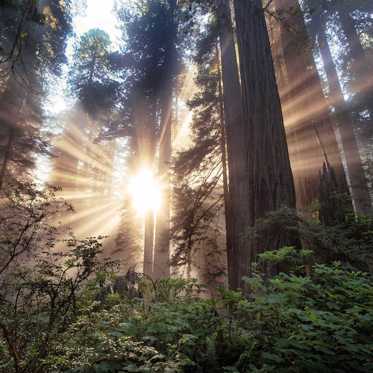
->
[[1, 189, 373, 372], [1, 243, 373, 372], [0, 0, 72, 188], [69, 28, 119, 118]]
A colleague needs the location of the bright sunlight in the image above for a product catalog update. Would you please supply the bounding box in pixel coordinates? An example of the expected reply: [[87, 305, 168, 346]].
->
[[128, 168, 162, 215]]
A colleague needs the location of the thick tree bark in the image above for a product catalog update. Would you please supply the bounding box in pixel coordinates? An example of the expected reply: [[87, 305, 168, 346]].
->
[[266, 1, 319, 209], [232, 0, 297, 287], [273, 0, 348, 208], [215, 0, 247, 289], [266, 4, 310, 207], [313, 13, 372, 215]]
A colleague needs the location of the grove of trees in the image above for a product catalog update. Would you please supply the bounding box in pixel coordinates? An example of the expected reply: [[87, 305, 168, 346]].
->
[[1, 0, 373, 371]]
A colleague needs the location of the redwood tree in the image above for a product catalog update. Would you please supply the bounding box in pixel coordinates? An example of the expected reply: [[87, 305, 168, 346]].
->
[[153, 0, 179, 280], [230, 0, 297, 288], [308, 6, 372, 215], [273, 0, 348, 208], [214, 0, 244, 289]]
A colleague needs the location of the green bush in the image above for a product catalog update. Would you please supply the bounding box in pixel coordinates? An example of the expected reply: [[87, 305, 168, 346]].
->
[[36, 262, 373, 373], [1, 192, 373, 373]]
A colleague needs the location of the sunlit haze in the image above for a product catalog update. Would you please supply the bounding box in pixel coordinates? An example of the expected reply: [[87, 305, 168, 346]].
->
[[128, 168, 162, 215], [72, 0, 121, 47]]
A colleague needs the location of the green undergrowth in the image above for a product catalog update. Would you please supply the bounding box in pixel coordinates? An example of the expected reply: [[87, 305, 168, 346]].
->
[[20, 254, 373, 372]]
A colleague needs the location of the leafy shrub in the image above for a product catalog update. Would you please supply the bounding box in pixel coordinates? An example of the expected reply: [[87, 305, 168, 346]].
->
[[1, 189, 373, 373], [0, 237, 116, 373], [38, 261, 373, 373], [253, 207, 373, 272]]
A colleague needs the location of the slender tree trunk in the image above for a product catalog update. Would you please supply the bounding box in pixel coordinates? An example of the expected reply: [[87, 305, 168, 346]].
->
[[215, 0, 246, 289], [186, 237, 192, 280], [232, 0, 297, 286], [133, 90, 157, 277], [274, 0, 348, 208], [216, 42, 232, 284], [314, 14, 372, 215], [153, 92, 172, 280], [152, 0, 178, 279], [0, 127, 14, 191], [338, 8, 373, 117], [0, 77, 25, 191], [143, 211, 155, 276]]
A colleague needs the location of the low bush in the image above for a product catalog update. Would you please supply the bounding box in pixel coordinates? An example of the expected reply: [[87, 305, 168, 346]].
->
[[30, 259, 373, 372]]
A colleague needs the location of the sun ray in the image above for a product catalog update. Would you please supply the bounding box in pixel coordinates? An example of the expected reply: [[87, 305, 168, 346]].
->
[[128, 168, 162, 216]]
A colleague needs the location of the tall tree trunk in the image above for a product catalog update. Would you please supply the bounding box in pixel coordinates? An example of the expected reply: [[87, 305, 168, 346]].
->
[[215, 0, 246, 289], [0, 127, 14, 191], [266, 1, 319, 209], [153, 0, 178, 280], [153, 92, 172, 280], [216, 42, 232, 284], [313, 13, 372, 215], [143, 211, 155, 276], [232, 0, 297, 287], [274, 0, 348, 208], [338, 8, 373, 117], [133, 91, 157, 277]]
